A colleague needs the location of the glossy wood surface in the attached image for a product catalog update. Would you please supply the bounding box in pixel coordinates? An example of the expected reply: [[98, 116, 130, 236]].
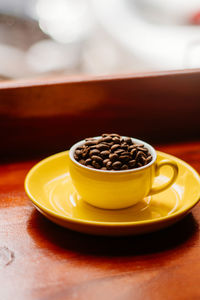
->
[[0, 141, 200, 300]]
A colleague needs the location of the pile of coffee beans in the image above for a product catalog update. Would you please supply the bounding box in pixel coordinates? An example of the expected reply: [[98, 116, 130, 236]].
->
[[74, 133, 152, 171]]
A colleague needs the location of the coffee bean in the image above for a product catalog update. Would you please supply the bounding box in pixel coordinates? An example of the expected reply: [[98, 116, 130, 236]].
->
[[111, 144, 120, 152], [91, 155, 103, 164], [129, 145, 137, 150], [75, 149, 82, 157], [82, 149, 89, 159], [146, 156, 152, 163], [135, 144, 144, 148], [101, 142, 111, 146], [115, 149, 124, 155], [139, 155, 147, 165], [97, 143, 109, 151], [100, 150, 110, 158], [89, 149, 100, 157], [112, 137, 121, 144], [106, 161, 112, 170], [112, 161, 122, 170], [121, 164, 128, 170], [101, 167, 107, 170], [143, 159, 148, 165], [74, 154, 79, 161], [79, 159, 86, 165], [130, 148, 137, 158], [102, 136, 112, 143], [87, 165, 93, 168], [92, 161, 101, 169], [109, 153, 119, 162], [140, 152, 147, 158], [85, 140, 97, 146], [121, 143, 128, 150], [90, 145, 98, 149], [103, 158, 110, 166], [106, 142, 114, 146], [124, 137, 132, 145], [128, 160, 136, 168], [85, 158, 92, 165], [119, 155, 129, 163], [137, 162, 143, 168], [136, 151, 143, 160], [121, 151, 129, 156], [137, 146, 148, 153]]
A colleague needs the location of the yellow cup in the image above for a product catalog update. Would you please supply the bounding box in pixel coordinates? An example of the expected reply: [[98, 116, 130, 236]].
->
[[69, 137, 178, 209]]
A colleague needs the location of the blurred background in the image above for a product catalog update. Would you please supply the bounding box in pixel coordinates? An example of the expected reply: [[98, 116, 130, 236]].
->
[[1, 0, 200, 81]]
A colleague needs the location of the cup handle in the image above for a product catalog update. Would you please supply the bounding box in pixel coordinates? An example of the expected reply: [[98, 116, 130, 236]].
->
[[149, 159, 178, 196]]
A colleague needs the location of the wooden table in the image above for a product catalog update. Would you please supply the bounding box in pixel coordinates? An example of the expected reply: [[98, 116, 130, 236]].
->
[[0, 141, 200, 300], [0, 70, 200, 299]]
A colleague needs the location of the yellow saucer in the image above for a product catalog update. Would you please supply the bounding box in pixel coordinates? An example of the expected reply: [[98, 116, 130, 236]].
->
[[25, 151, 200, 236]]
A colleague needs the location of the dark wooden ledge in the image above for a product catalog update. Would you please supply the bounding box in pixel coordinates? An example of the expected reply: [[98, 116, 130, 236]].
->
[[0, 69, 200, 159]]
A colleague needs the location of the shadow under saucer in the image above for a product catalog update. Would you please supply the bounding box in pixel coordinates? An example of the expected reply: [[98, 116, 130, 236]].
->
[[27, 208, 198, 258]]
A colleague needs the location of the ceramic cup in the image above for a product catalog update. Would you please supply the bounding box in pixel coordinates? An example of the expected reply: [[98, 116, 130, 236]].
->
[[69, 137, 178, 209]]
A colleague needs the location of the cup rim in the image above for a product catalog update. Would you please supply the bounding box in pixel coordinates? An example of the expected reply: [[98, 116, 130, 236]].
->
[[69, 136, 157, 174]]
